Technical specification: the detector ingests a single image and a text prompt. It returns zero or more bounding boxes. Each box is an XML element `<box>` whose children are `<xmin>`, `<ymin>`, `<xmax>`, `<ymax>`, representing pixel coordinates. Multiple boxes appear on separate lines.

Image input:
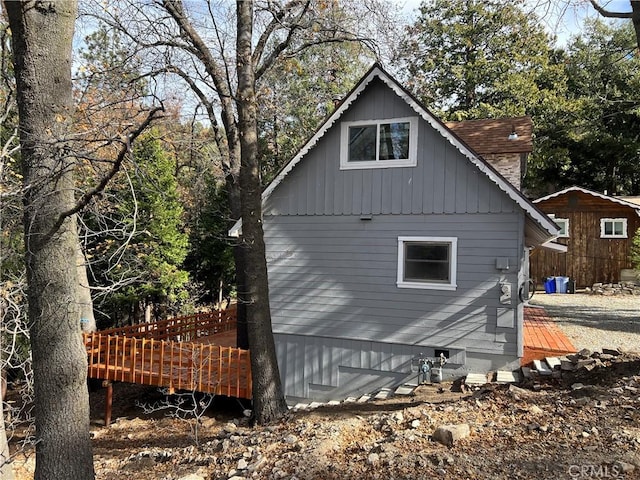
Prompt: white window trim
<box><xmin>600</xmin><ymin>218</ymin><xmax>627</xmax><ymax>238</ymax></box>
<box><xmin>554</xmin><ymin>217</ymin><xmax>569</xmax><ymax>238</ymax></box>
<box><xmin>397</xmin><ymin>236</ymin><xmax>458</xmax><ymax>291</ymax></box>
<box><xmin>340</xmin><ymin>116</ymin><xmax>418</xmax><ymax>170</ymax></box>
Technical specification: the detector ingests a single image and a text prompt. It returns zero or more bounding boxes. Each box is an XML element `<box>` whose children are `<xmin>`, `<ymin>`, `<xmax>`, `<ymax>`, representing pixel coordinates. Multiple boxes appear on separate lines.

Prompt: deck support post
<box><xmin>103</xmin><ymin>380</ymin><xmax>113</xmax><ymax>427</ymax></box>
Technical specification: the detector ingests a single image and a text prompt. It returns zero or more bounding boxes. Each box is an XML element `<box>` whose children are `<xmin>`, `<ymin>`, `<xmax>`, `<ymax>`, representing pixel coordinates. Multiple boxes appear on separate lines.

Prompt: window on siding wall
<box><xmin>340</xmin><ymin>117</ymin><xmax>418</xmax><ymax>169</ymax></box>
<box><xmin>600</xmin><ymin>218</ymin><xmax>627</xmax><ymax>238</ymax></box>
<box><xmin>554</xmin><ymin>218</ymin><xmax>569</xmax><ymax>237</ymax></box>
<box><xmin>397</xmin><ymin>236</ymin><xmax>457</xmax><ymax>290</ymax></box>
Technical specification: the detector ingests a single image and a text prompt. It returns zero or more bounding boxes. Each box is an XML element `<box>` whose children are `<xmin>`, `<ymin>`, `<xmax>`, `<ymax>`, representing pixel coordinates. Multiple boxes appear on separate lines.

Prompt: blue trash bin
<box><xmin>544</xmin><ymin>277</ymin><xmax>556</xmax><ymax>294</ymax></box>
<box><xmin>555</xmin><ymin>276</ymin><xmax>569</xmax><ymax>294</ymax></box>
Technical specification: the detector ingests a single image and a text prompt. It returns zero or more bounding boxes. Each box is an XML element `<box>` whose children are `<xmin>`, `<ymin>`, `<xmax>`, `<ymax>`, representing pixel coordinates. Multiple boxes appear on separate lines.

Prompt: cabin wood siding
<box><xmin>531</xmin><ymin>190</ymin><xmax>640</xmax><ymax>287</ymax></box>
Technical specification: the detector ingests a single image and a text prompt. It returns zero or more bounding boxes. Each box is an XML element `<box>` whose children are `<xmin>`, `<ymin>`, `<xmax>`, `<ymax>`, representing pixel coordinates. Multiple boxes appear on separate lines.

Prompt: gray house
<box><xmin>231</xmin><ymin>65</ymin><xmax>559</xmax><ymax>403</ymax></box>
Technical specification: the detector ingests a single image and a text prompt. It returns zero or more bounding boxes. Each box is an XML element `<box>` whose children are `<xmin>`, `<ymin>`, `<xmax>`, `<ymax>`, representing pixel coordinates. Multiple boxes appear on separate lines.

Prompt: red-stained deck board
<box><xmin>522</xmin><ymin>306</ymin><xmax>577</xmax><ymax>365</ymax></box>
<box><xmin>84</xmin><ymin>309</ymin><xmax>252</xmax><ymax>400</ymax></box>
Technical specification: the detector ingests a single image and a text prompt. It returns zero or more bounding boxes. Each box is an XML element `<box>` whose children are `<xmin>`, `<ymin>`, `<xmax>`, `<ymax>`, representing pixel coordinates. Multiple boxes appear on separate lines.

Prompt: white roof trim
<box><xmin>539</xmin><ymin>240</ymin><xmax>568</xmax><ymax>253</ymax></box>
<box><xmin>534</xmin><ymin>186</ymin><xmax>640</xmax><ymax>216</ymax></box>
<box><xmin>229</xmin><ymin>65</ymin><xmax>559</xmax><ymax>238</ymax></box>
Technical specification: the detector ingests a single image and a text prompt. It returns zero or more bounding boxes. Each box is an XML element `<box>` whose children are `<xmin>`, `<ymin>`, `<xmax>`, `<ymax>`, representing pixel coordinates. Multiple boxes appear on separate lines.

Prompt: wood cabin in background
<box><xmin>231</xmin><ymin>65</ymin><xmax>559</xmax><ymax>403</ymax></box>
<box><xmin>531</xmin><ymin>186</ymin><xmax>640</xmax><ymax>288</ymax></box>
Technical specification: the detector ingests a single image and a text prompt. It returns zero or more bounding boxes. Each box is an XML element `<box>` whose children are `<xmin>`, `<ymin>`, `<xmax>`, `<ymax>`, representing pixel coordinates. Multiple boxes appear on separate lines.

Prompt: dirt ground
<box><xmin>7</xmin><ymin>351</ymin><xmax>640</xmax><ymax>480</ymax></box>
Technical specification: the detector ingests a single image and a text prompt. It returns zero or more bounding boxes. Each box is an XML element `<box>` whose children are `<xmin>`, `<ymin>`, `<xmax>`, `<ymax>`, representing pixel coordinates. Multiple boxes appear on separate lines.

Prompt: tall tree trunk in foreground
<box><xmin>236</xmin><ymin>0</ymin><xmax>288</xmax><ymax>424</ymax></box>
<box><xmin>5</xmin><ymin>1</ymin><xmax>95</xmax><ymax>479</ymax></box>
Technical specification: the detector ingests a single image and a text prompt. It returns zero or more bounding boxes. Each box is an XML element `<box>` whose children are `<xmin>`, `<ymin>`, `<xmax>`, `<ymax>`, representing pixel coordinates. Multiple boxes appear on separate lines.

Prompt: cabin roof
<box><xmin>534</xmin><ymin>186</ymin><xmax>640</xmax><ymax>216</ymax></box>
<box><xmin>445</xmin><ymin>116</ymin><xmax>533</xmax><ymax>155</ymax></box>
<box><xmin>621</xmin><ymin>196</ymin><xmax>640</xmax><ymax>206</ymax></box>
<box><xmin>230</xmin><ymin>64</ymin><xmax>558</xmax><ymax>245</ymax></box>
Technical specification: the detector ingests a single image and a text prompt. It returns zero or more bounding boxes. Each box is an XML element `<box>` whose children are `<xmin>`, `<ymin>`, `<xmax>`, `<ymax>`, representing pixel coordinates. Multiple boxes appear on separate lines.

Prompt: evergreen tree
<box><xmin>183</xmin><ymin>176</ymin><xmax>235</xmax><ymax>305</ymax></box>
<box><xmin>396</xmin><ymin>1</ymin><xmax>640</xmax><ymax>197</ymax></box>
<box><xmin>87</xmin><ymin>129</ymin><xmax>190</xmax><ymax>324</ymax></box>
<box><xmin>530</xmin><ymin>20</ymin><xmax>640</xmax><ymax>195</ymax></box>
<box><xmin>397</xmin><ymin>0</ymin><xmax>557</xmax><ymax>119</ymax></box>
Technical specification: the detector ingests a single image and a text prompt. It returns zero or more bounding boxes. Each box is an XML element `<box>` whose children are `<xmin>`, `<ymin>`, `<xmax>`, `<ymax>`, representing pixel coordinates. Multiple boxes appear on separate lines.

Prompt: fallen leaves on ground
<box><xmin>8</xmin><ymin>353</ymin><xmax>640</xmax><ymax>480</ymax></box>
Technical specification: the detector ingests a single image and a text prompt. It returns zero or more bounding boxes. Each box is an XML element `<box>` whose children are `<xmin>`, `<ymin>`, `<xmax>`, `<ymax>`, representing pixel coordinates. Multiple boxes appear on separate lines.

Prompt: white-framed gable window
<box><xmin>397</xmin><ymin>236</ymin><xmax>457</xmax><ymax>291</ymax></box>
<box><xmin>340</xmin><ymin>117</ymin><xmax>418</xmax><ymax>169</ymax></box>
<box><xmin>600</xmin><ymin>218</ymin><xmax>627</xmax><ymax>238</ymax></box>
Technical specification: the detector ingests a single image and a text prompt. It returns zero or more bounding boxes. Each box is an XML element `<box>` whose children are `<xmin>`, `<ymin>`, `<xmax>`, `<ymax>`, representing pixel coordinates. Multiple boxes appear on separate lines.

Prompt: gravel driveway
<box><xmin>529</xmin><ymin>293</ymin><xmax>640</xmax><ymax>353</ymax></box>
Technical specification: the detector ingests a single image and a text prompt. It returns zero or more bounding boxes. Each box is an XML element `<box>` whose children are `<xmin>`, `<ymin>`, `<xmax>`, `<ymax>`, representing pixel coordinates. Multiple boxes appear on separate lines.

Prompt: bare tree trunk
<box><xmin>632</xmin><ymin>1</ymin><xmax>640</xmax><ymax>51</ymax></box>
<box><xmin>228</xmin><ymin>178</ymin><xmax>249</xmax><ymax>349</ymax></box>
<box><xmin>236</xmin><ymin>0</ymin><xmax>288</xmax><ymax>424</ymax></box>
<box><xmin>5</xmin><ymin>1</ymin><xmax>95</xmax><ymax>479</ymax></box>
<box><xmin>77</xmin><ymin>239</ymin><xmax>96</xmax><ymax>333</ymax></box>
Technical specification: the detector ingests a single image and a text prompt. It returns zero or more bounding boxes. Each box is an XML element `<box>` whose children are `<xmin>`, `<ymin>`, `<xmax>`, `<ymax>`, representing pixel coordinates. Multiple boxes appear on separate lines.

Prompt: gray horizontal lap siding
<box><xmin>264</xmin><ymin>213</ymin><xmax>522</xmax><ymax>356</ymax></box>
<box><xmin>274</xmin><ymin>333</ymin><xmax>462</xmax><ymax>401</ymax></box>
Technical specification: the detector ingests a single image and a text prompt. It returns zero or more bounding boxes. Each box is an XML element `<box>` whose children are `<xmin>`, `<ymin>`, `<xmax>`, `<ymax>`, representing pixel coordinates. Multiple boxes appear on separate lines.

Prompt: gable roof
<box><xmin>445</xmin><ymin>116</ymin><xmax>533</xmax><ymax>155</ymax></box>
<box><xmin>230</xmin><ymin>64</ymin><xmax>558</xmax><ymax>245</ymax></box>
<box><xmin>534</xmin><ymin>186</ymin><xmax>640</xmax><ymax>216</ymax></box>
<box><xmin>621</xmin><ymin>196</ymin><xmax>640</xmax><ymax>206</ymax></box>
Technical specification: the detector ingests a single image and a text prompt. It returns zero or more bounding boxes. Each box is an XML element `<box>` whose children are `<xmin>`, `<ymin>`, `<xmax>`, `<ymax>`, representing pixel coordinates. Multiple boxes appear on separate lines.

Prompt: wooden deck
<box><xmin>84</xmin><ymin>305</ymin><xmax>573</xmax><ymax>412</ymax></box>
<box><xmin>522</xmin><ymin>306</ymin><xmax>577</xmax><ymax>365</ymax></box>
<box><xmin>83</xmin><ymin>306</ymin><xmax>251</xmax><ymax>400</ymax></box>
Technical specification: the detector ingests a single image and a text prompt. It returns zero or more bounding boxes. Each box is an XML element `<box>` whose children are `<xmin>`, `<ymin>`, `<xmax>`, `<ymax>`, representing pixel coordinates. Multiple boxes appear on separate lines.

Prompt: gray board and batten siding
<box><xmin>264</xmin><ymin>80</ymin><xmax>519</xmax><ymax>217</ymax></box>
<box><xmin>262</xmin><ymin>78</ymin><xmax>528</xmax><ymax>402</ymax></box>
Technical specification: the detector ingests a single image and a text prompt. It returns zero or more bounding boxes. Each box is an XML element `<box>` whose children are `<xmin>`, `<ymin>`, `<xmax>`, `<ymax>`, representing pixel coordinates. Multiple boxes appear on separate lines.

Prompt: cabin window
<box><xmin>340</xmin><ymin>117</ymin><xmax>418</xmax><ymax>169</ymax></box>
<box><xmin>554</xmin><ymin>218</ymin><xmax>569</xmax><ymax>237</ymax></box>
<box><xmin>397</xmin><ymin>236</ymin><xmax>457</xmax><ymax>291</ymax></box>
<box><xmin>600</xmin><ymin>218</ymin><xmax>627</xmax><ymax>238</ymax></box>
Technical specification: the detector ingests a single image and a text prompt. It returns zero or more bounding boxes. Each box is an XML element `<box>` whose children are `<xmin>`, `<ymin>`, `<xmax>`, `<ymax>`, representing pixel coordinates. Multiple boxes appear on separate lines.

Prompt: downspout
<box><xmin>517</xmin><ymin>212</ymin><xmax>526</xmax><ymax>359</ymax></box>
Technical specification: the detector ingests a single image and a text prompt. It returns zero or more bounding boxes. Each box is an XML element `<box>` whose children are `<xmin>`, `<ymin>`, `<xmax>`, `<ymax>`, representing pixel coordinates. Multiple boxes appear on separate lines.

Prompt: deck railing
<box><xmin>83</xmin><ymin>306</ymin><xmax>251</xmax><ymax>399</ymax></box>
<box><xmin>95</xmin><ymin>305</ymin><xmax>238</xmax><ymax>342</ymax></box>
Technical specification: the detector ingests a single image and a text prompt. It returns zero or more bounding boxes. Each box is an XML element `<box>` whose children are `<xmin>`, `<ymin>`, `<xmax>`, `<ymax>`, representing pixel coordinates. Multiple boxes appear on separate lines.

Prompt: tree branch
<box><xmin>279</xmin><ymin>35</ymin><xmax>371</xmax><ymax>61</ymax></box>
<box><xmin>255</xmin><ymin>0</ymin><xmax>312</xmax><ymax>80</ymax></box>
<box><xmin>82</xmin><ymin>5</ymin><xmax>199</xmax><ymax>56</ymax></box>
<box><xmin>253</xmin><ymin>0</ymin><xmax>303</xmax><ymax>68</ymax></box>
<box><xmin>588</xmin><ymin>0</ymin><xmax>633</xmax><ymax>19</ymax></box>
<box><xmin>162</xmin><ymin>0</ymin><xmax>233</xmax><ymax>102</ymax></box>
<box><xmin>207</xmin><ymin>0</ymin><xmax>235</xmax><ymax>101</ymax></box>
<box><xmin>45</xmin><ymin>106</ymin><xmax>163</xmax><ymax>239</ymax></box>
<box><xmin>165</xmin><ymin>64</ymin><xmax>231</xmax><ymax>174</ymax></box>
